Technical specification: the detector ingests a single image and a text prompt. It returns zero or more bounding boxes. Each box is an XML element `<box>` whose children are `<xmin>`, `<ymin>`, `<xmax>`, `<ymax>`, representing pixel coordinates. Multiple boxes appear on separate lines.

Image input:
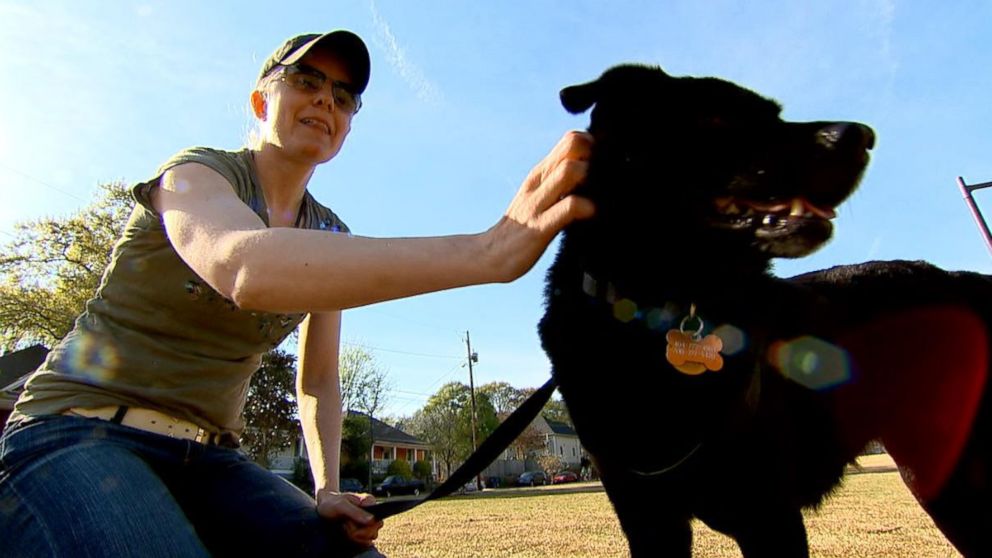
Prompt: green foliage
<box><xmin>291</xmin><ymin>457</ymin><xmax>314</xmax><ymax>494</ymax></box>
<box><xmin>478</xmin><ymin>381</ymin><xmax>524</xmax><ymax>415</ymax></box>
<box><xmin>241</xmin><ymin>349</ymin><xmax>298</xmax><ymax>468</ymax></box>
<box><xmin>0</xmin><ymin>182</ymin><xmax>132</xmax><ymax>350</ymax></box>
<box><xmin>341</xmin><ymin>460</ymin><xmax>370</xmax><ymax>487</ymax></box>
<box><xmin>413</xmin><ymin>459</ymin><xmax>432</xmax><ymax>481</ymax></box>
<box><xmin>386</xmin><ymin>458</ymin><xmax>413</xmax><ymax>479</ymax></box>
<box><xmin>408</xmin><ymin>382</ymin><xmax>499</xmax><ymax>479</ymax></box>
<box><xmin>341</xmin><ymin>412</ymin><xmax>372</xmax><ymax>465</ymax></box>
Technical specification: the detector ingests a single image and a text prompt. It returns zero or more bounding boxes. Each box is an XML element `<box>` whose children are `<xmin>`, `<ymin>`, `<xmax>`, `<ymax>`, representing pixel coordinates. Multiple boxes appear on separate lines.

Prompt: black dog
<box><xmin>539</xmin><ymin>64</ymin><xmax>992</xmax><ymax>557</ymax></box>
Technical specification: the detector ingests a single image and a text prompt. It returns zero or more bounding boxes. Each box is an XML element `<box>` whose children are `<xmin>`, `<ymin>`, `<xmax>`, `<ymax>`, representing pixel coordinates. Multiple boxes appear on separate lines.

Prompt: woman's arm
<box><xmin>153</xmin><ymin>131</ymin><xmax>593</xmax><ymax>313</ymax></box>
<box><xmin>297</xmin><ymin>311</ymin><xmax>344</xmax><ymax>494</ymax></box>
<box><xmin>297</xmin><ymin>311</ymin><xmax>382</xmax><ymax>545</ymax></box>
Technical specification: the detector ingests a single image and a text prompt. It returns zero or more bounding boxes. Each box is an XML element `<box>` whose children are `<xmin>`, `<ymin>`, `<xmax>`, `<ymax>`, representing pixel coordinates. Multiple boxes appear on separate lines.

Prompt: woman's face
<box><xmin>253</xmin><ymin>49</ymin><xmax>356</xmax><ymax>164</ymax></box>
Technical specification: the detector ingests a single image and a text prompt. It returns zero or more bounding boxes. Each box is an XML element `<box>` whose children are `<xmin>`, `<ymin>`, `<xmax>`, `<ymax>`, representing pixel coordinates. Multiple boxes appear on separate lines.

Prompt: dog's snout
<box><xmin>816</xmin><ymin>123</ymin><xmax>876</xmax><ymax>152</ymax></box>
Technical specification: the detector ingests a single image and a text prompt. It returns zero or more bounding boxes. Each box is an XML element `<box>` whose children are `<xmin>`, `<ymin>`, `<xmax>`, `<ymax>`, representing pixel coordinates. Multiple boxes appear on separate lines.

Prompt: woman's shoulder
<box><xmin>133</xmin><ymin>147</ymin><xmax>255</xmax><ymax>214</ymax></box>
<box><xmin>155</xmin><ymin>146</ymin><xmax>251</xmax><ymax>179</ymax></box>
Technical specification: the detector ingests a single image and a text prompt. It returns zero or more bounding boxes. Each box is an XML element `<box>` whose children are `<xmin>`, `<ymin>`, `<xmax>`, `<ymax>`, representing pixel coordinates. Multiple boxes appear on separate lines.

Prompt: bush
<box><xmin>412</xmin><ymin>459</ymin><xmax>431</xmax><ymax>480</ymax></box>
<box><xmin>291</xmin><ymin>458</ymin><xmax>314</xmax><ymax>494</ymax></box>
<box><xmin>341</xmin><ymin>460</ymin><xmax>370</xmax><ymax>487</ymax></box>
<box><xmin>386</xmin><ymin>459</ymin><xmax>413</xmax><ymax>478</ymax></box>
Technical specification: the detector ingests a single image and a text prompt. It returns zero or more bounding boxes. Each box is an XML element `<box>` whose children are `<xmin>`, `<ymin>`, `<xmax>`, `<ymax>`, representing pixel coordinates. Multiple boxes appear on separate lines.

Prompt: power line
<box><xmin>342</xmin><ymin>340</ymin><xmax>461</xmax><ymax>360</ymax></box>
<box><xmin>0</xmin><ymin>161</ymin><xmax>89</xmax><ymax>203</ymax></box>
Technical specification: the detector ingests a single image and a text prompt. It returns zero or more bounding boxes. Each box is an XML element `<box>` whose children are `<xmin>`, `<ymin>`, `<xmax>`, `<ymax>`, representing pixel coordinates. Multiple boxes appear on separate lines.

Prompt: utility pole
<box><xmin>465</xmin><ymin>330</ymin><xmax>482</xmax><ymax>490</ymax></box>
<box><xmin>958</xmin><ymin>176</ymin><xmax>992</xmax><ymax>257</ymax></box>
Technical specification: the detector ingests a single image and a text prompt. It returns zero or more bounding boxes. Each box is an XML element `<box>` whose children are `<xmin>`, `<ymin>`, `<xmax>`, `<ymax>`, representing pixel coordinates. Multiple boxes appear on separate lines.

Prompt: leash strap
<box><xmin>366</xmin><ymin>377</ymin><xmax>558</xmax><ymax>519</ymax></box>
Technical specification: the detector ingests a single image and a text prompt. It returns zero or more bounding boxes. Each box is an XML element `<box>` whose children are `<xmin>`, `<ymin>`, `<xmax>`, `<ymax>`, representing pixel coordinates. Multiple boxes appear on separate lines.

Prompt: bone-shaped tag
<box><xmin>666</xmin><ymin>330</ymin><xmax>724</xmax><ymax>375</ymax></box>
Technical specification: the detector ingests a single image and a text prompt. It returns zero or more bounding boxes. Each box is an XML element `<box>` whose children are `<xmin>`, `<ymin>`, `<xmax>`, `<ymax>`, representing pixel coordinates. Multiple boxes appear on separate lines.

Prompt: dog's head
<box><xmin>561</xmin><ymin>64</ymin><xmax>874</xmax><ymax>262</ymax></box>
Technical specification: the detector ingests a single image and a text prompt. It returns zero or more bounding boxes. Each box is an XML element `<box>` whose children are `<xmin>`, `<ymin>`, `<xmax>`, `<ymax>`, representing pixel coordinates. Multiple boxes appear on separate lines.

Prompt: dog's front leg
<box><xmin>729</xmin><ymin>507</ymin><xmax>810</xmax><ymax>558</ymax></box>
<box><xmin>600</xmin><ymin>473</ymin><xmax>694</xmax><ymax>557</ymax></box>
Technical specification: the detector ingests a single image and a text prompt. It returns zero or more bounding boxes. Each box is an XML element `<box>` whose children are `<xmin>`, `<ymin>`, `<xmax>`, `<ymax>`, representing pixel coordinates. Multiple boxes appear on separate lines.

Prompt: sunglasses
<box><xmin>277</xmin><ymin>63</ymin><xmax>362</xmax><ymax>115</ymax></box>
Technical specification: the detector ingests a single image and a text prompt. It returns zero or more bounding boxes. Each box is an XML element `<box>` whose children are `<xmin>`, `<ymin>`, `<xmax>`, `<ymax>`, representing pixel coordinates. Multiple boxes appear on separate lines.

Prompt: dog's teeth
<box><xmin>790</xmin><ymin>198</ymin><xmax>805</xmax><ymax>217</ymax></box>
<box><xmin>763</xmin><ymin>215</ymin><xmax>776</xmax><ymax>226</ymax></box>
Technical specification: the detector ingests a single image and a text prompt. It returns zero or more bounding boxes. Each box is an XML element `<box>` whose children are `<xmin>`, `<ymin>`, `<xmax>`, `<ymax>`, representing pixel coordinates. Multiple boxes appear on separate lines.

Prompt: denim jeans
<box><xmin>0</xmin><ymin>414</ymin><xmax>386</xmax><ymax>558</ymax></box>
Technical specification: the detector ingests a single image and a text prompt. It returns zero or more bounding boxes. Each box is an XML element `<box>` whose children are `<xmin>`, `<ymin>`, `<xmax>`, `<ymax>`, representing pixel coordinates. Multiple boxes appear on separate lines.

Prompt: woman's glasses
<box><xmin>278</xmin><ymin>63</ymin><xmax>362</xmax><ymax>115</ymax></box>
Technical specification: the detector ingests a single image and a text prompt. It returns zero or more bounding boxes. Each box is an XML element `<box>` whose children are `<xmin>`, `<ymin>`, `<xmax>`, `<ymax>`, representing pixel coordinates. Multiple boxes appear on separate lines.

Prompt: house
<box><xmin>0</xmin><ymin>345</ymin><xmax>49</xmax><ymax>431</ymax></box>
<box><xmin>264</xmin><ymin>410</ymin><xmax>435</xmax><ymax>479</ymax></box>
<box><xmin>349</xmin><ymin>410</ymin><xmax>434</xmax><ymax>476</ymax></box>
<box><xmin>538</xmin><ymin>417</ymin><xmax>585</xmax><ymax>467</ymax></box>
<box><xmin>482</xmin><ymin>414</ymin><xmax>587</xmax><ymax>480</ymax></box>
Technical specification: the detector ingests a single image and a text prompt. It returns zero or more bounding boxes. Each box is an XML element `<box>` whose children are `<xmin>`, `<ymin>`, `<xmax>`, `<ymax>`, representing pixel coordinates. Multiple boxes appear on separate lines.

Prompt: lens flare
<box><xmin>769</xmin><ymin>336</ymin><xmax>851</xmax><ymax>390</ymax></box>
<box><xmin>713</xmin><ymin>324</ymin><xmax>747</xmax><ymax>355</ymax></box>
<box><xmin>613</xmin><ymin>299</ymin><xmax>638</xmax><ymax>323</ymax></box>
<box><xmin>64</xmin><ymin>333</ymin><xmax>120</xmax><ymax>382</ymax></box>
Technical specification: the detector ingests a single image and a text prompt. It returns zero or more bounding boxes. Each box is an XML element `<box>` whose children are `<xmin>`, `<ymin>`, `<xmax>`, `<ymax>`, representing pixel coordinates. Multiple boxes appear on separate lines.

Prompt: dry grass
<box><xmin>375</xmin><ymin>454</ymin><xmax>962</xmax><ymax>557</ymax></box>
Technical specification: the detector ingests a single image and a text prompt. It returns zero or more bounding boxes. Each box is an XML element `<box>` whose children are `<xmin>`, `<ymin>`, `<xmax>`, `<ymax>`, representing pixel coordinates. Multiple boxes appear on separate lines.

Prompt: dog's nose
<box><xmin>816</xmin><ymin>123</ymin><xmax>876</xmax><ymax>152</ymax></box>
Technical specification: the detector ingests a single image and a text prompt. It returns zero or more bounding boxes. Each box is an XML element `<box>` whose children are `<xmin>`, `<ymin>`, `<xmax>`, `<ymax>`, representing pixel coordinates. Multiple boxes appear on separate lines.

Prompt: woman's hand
<box><xmin>488</xmin><ymin>131</ymin><xmax>595</xmax><ymax>282</ymax></box>
<box><xmin>316</xmin><ymin>489</ymin><xmax>383</xmax><ymax>547</ymax></box>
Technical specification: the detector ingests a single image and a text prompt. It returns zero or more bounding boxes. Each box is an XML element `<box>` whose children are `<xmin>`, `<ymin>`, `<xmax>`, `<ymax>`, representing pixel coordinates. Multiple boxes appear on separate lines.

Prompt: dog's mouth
<box><xmin>712</xmin><ymin>196</ymin><xmax>837</xmax><ymax>257</ymax></box>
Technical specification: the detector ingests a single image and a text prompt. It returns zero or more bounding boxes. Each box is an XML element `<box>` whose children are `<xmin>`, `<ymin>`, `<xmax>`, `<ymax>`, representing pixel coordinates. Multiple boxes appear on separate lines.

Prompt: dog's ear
<box><xmin>561</xmin><ymin>65</ymin><xmax>672</xmax><ymax>114</ymax></box>
<box><xmin>560</xmin><ymin>80</ymin><xmax>599</xmax><ymax>114</ymax></box>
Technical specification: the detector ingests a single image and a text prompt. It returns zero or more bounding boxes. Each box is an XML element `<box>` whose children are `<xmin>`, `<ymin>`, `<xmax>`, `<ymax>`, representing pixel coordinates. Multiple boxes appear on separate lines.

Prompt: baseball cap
<box><xmin>258</xmin><ymin>30</ymin><xmax>371</xmax><ymax>94</ymax></box>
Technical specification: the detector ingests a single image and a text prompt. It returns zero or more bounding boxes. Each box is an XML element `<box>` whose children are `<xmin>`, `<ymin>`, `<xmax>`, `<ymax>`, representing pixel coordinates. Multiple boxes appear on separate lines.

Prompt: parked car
<box><xmin>372</xmin><ymin>475</ymin><xmax>426</xmax><ymax>497</ymax></box>
<box><xmin>552</xmin><ymin>471</ymin><xmax>579</xmax><ymax>484</ymax></box>
<box><xmin>339</xmin><ymin>477</ymin><xmax>365</xmax><ymax>493</ymax></box>
<box><xmin>516</xmin><ymin>470</ymin><xmax>548</xmax><ymax>486</ymax></box>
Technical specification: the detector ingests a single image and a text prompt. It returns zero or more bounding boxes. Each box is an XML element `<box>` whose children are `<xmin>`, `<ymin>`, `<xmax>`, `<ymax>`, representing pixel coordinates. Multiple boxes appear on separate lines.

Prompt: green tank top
<box><xmin>11</xmin><ymin>147</ymin><xmax>350</xmax><ymax>434</ymax></box>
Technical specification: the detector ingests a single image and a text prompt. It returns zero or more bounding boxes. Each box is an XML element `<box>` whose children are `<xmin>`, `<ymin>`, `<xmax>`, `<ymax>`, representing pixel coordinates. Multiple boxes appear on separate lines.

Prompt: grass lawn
<box><xmin>375</xmin><ymin>454</ymin><xmax>962</xmax><ymax>557</ymax></box>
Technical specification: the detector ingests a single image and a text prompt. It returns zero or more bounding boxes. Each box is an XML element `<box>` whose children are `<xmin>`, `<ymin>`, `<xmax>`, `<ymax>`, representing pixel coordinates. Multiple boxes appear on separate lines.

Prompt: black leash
<box><xmin>366</xmin><ymin>377</ymin><xmax>557</xmax><ymax>519</ymax></box>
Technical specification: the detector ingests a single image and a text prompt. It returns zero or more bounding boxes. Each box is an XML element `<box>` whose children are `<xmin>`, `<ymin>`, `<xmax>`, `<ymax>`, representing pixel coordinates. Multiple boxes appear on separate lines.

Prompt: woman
<box><xmin>0</xmin><ymin>30</ymin><xmax>593</xmax><ymax>557</ymax></box>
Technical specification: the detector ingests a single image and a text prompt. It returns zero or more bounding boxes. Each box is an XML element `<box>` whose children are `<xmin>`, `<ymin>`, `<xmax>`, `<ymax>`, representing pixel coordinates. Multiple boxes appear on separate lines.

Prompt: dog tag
<box><xmin>666</xmin><ymin>307</ymin><xmax>724</xmax><ymax>375</ymax></box>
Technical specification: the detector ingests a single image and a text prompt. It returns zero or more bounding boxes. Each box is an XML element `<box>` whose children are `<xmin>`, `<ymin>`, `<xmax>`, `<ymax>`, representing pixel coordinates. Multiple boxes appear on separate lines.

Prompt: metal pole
<box><xmin>465</xmin><ymin>331</ymin><xmax>482</xmax><ymax>490</ymax></box>
<box><xmin>958</xmin><ymin>176</ymin><xmax>992</xmax><ymax>257</ymax></box>
<box><xmin>368</xmin><ymin>412</ymin><xmax>374</xmax><ymax>490</ymax></box>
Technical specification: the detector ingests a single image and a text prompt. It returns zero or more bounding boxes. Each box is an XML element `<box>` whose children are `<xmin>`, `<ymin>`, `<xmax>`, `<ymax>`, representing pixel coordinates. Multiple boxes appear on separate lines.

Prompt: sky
<box><xmin>1</xmin><ymin>1</ymin><xmax>990</xmax><ymax>419</ymax></box>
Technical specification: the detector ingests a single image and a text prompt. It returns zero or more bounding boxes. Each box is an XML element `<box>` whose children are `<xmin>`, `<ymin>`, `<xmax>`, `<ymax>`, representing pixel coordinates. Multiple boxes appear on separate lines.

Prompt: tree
<box><xmin>478</xmin><ymin>381</ymin><xmax>525</xmax><ymax>415</ymax></box>
<box><xmin>508</xmin><ymin>421</ymin><xmax>547</xmax><ymax>461</ymax></box>
<box><xmin>340</xmin><ymin>411</ymin><xmax>372</xmax><ymax>481</ymax></box>
<box><xmin>518</xmin><ymin>386</ymin><xmax>574</xmax><ymax>427</ymax></box>
<box><xmin>409</xmin><ymin>382</ymin><xmax>499</xmax><ymax>479</ymax></box>
<box><xmin>478</xmin><ymin>382</ymin><xmax>564</xmax><ymax>460</ymax></box>
<box><xmin>536</xmin><ymin>454</ymin><xmax>567</xmax><ymax>477</ymax></box>
<box><xmin>0</xmin><ymin>182</ymin><xmax>132</xmax><ymax>350</ymax></box>
<box><xmin>409</xmin><ymin>393</ymin><xmax>462</xmax><ymax>478</ymax></box>
<box><xmin>241</xmin><ymin>349</ymin><xmax>298</xmax><ymax>468</ymax></box>
<box><xmin>339</xmin><ymin>343</ymin><xmax>391</xmax><ymax>416</ymax></box>
<box><xmin>338</xmin><ymin>343</ymin><xmax>390</xmax><ymax>487</ymax></box>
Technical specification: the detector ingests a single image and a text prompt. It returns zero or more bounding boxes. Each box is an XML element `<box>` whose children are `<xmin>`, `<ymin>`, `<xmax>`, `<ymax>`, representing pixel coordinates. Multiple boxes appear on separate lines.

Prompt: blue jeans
<box><xmin>0</xmin><ymin>415</ymin><xmax>386</xmax><ymax>557</ymax></box>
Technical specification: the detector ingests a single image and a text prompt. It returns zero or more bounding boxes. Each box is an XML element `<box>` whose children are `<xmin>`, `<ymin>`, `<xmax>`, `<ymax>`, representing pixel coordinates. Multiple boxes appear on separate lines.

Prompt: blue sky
<box><xmin>1</xmin><ymin>1</ymin><xmax>990</xmax><ymax>419</ymax></box>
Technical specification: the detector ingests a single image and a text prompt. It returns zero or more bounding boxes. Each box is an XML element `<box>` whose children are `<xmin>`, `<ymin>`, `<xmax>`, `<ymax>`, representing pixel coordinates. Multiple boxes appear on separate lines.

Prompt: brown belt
<box><xmin>63</xmin><ymin>405</ymin><xmax>228</xmax><ymax>445</ymax></box>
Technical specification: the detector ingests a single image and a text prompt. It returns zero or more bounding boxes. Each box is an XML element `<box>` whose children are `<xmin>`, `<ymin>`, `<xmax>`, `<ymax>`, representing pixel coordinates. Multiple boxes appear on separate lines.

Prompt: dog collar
<box><xmin>580</xmin><ymin>272</ymin><xmax>726</xmax><ymax>374</ymax></box>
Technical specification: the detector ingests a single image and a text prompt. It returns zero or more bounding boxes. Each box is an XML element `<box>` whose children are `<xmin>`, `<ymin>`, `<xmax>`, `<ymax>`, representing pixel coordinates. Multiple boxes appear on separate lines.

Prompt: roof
<box><xmin>348</xmin><ymin>410</ymin><xmax>428</xmax><ymax>447</ymax></box>
<box><xmin>544</xmin><ymin>417</ymin><xmax>578</xmax><ymax>436</ymax></box>
<box><xmin>0</xmin><ymin>345</ymin><xmax>49</xmax><ymax>391</ymax></box>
